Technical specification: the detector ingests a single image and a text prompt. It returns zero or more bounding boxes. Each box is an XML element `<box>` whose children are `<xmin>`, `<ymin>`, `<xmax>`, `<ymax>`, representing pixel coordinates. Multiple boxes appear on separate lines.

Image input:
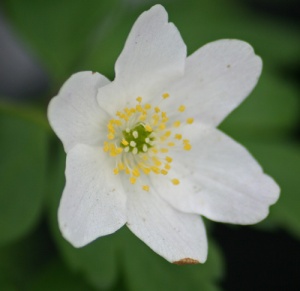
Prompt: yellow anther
<box><xmin>118</xmin><ymin>162</ymin><xmax>125</xmax><ymax>170</ymax></box>
<box><xmin>142</xmin><ymin>167</ymin><xmax>151</xmax><ymax>175</ymax></box>
<box><xmin>173</xmin><ymin>121</ymin><xmax>181</xmax><ymax>128</ymax></box>
<box><xmin>151</xmin><ymin>166</ymin><xmax>161</xmax><ymax>174</ymax></box>
<box><xmin>114</xmin><ymin>120</ymin><xmax>122</xmax><ymax>126</ymax></box>
<box><xmin>144</xmin><ymin>103</ymin><xmax>151</xmax><ymax>110</ymax></box>
<box><xmin>136</xmin><ymin>96</ymin><xmax>142</xmax><ymax>103</ymax></box>
<box><xmin>125</xmin><ymin>168</ymin><xmax>130</xmax><ymax>174</ymax></box>
<box><xmin>139</xmin><ymin>114</ymin><xmax>147</xmax><ymax>121</ymax></box>
<box><xmin>142</xmin><ymin>154</ymin><xmax>149</xmax><ymax>161</ymax></box>
<box><xmin>151</xmin><ymin>148</ymin><xmax>158</xmax><ymax>154</ymax></box>
<box><xmin>136</xmin><ymin>104</ymin><xmax>143</xmax><ymax>112</ymax></box>
<box><xmin>132</xmin><ymin>168</ymin><xmax>140</xmax><ymax>177</ymax></box>
<box><xmin>183</xmin><ymin>143</ymin><xmax>192</xmax><ymax>151</ymax></box>
<box><xmin>164</xmin><ymin>163</ymin><xmax>171</xmax><ymax>170</ymax></box>
<box><xmin>145</xmin><ymin>124</ymin><xmax>153</xmax><ymax>132</ymax></box>
<box><xmin>175</xmin><ymin>134</ymin><xmax>182</xmax><ymax>140</ymax></box>
<box><xmin>167</xmin><ymin>142</ymin><xmax>175</xmax><ymax>147</ymax></box>
<box><xmin>162</xmin><ymin>93</ymin><xmax>170</xmax><ymax>99</ymax></box>
<box><xmin>113</xmin><ymin>168</ymin><xmax>119</xmax><ymax>175</ymax></box>
<box><xmin>155</xmin><ymin>107</ymin><xmax>160</xmax><ymax>113</ymax></box>
<box><xmin>161</xmin><ymin>169</ymin><xmax>168</xmax><ymax>175</ymax></box>
<box><xmin>165</xmin><ymin>156</ymin><xmax>173</xmax><ymax>163</ymax></box>
<box><xmin>183</xmin><ymin>139</ymin><xmax>190</xmax><ymax>144</ymax></box>
<box><xmin>107</xmin><ymin>123</ymin><xmax>115</xmax><ymax>132</ymax></box>
<box><xmin>142</xmin><ymin>185</ymin><xmax>150</xmax><ymax>192</ymax></box>
<box><xmin>186</xmin><ymin>118</ymin><xmax>194</xmax><ymax>124</ymax></box>
<box><xmin>107</xmin><ymin>133</ymin><xmax>114</xmax><ymax>140</ymax></box>
<box><xmin>116</xmin><ymin>147</ymin><xmax>123</xmax><ymax>154</ymax></box>
<box><xmin>121</xmin><ymin>139</ymin><xmax>129</xmax><ymax>146</ymax></box>
<box><xmin>103</xmin><ymin>142</ymin><xmax>109</xmax><ymax>152</ymax></box>
<box><xmin>160</xmin><ymin>148</ymin><xmax>169</xmax><ymax>153</ymax></box>
<box><xmin>130</xmin><ymin>177</ymin><xmax>137</xmax><ymax>184</ymax></box>
<box><xmin>164</xmin><ymin>131</ymin><xmax>171</xmax><ymax>137</ymax></box>
<box><xmin>152</xmin><ymin>157</ymin><xmax>162</xmax><ymax>166</ymax></box>
<box><xmin>171</xmin><ymin>178</ymin><xmax>180</xmax><ymax>185</ymax></box>
<box><xmin>152</xmin><ymin>114</ymin><xmax>160</xmax><ymax>120</ymax></box>
<box><xmin>159</xmin><ymin>123</ymin><xmax>166</xmax><ymax>130</ymax></box>
<box><xmin>178</xmin><ymin>105</ymin><xmax>186</xmax><ymax>112</ymax></box>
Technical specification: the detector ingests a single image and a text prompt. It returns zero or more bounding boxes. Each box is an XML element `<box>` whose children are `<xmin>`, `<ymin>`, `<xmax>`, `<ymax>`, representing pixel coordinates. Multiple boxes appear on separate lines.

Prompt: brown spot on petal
<box><xmin>173</xmin><ymin>258</ymin><xmax>200</xmax><ymax>265</ymax></box>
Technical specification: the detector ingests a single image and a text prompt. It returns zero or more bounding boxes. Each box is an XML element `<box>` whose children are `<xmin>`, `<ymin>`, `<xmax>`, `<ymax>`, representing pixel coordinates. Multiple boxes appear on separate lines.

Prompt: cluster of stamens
<box><xmin>103</xmin><ymin>93</ymin><xmax>194</xmax><ymax>192</ymax></box>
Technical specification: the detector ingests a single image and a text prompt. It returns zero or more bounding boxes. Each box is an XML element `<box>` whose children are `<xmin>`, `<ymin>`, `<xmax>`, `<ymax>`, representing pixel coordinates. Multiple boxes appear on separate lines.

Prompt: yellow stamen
<box><xmin>171</xmin><ymin>178</ymin><xmax>180</xmax><ymax>185</ymax></box>
<box><xmin>165</xmin><ymin>156</ymin><xmax>173</xmax><ymax>163</ymax></box>
<box><xmin>132</xmin><ymin>168</ymin><xmax>140</xmax><ymax>177</ymax></box>
<box><xmin>139</xmin><ymin>114</ymin><xmax>147</xmax><ymax>121</ymax></box>
<box><xmin>121</xmin><ymin>139</ymin><xmax>129</xmax><ymax>146</ymax></box>
<box><xmin>113</xmin><ymin>168</ymin><xmax>119</xmax><ymax>175</ymax></box>
<box><xmin>118</xmin><ymin>162</ymin><xmax>125</xmax><ymax>170</ymax></box>
<box><xmin>183</xmin><ymin>143</ymin><xmax>192</xmax><ymax>151</ymax></box>
<box><xmin>130</xmin><ymin>177</ymin><xmax>137</xmax><ymax>184</ymax></box>
<box><xmin>164</xmin><ymin>163</ymin><xmax>171</xmax><ymax>170</ymax></box>
<box><xmin>178</xmin><ymin>105</ymin><xmax>186</xmax><ymax>112</ymax></box>
<box><xmin>162</xmin><ymin>93</ymin><xmax>170</xmax><ymax>99</ymax></box>
<box><xmin>145</xmin><ymin>124</ymin><xmax>153</xmax><ymax>132</ymax></box>
<box><xmin>136</xmin><ymin>96</ymin><xmax>142</xmax><ymax>103</ymax></box>
<box><xmin>107</xmin><ymin>133</ymin><xmax>114</xmax><ymax>140</ymax></box>
<box><xmin>142</xmin><ymin>185</ymin><xmax>150</xmax><ymax>192</ymax></box>
<box><xmin>103</xmin><ymin>142</ymin><xmax>109</xmax><ymax>152</ymax></box>
<box><xmin>175</xmin><ymin>134</ymin><xmax>182</xmax><ymax>140</ymax></box>
<box><xmin>161</xmin><ymin>169</ymin><xmax>168</xmax><ymax>175</ymax></box>
<box><xmin>151</xmin><ymin>166</ymin><xmax>161</xmax><ymax>174</ymax></box>
<box><xmin>173</xmin><ymin>121</ymin><xmax>181</xmax><ymax>128</ymax></box>
<box><xmin>164</xmin><ymin>131</ymin><xmax>171</xmax><ymax>137</ymax></box>
<box><xmin>155</xmin><ymin>107</ymin><xmax>160</xmax><ymax>113</ymax></box>
<box><xmin>160</xmin><ymin>148</ymin><xmax>169</xmax><ymax>153</ymax></box>
<box><xmin>186</xmin><ymin>118</ymin><xmax>194</xmax><ymax>124</ymax></box>
<box><xmin>159</xmin><ymin>123</ymin><xmax>166</xmax><ymax>130</ymax></box>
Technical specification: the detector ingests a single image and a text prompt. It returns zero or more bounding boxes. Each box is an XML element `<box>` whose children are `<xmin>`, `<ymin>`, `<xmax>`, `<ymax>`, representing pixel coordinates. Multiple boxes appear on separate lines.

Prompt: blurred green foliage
<box><xmin>0</xmin><ymin>0</ymin><xmax>299</xmax><ymax>290</ymax></box>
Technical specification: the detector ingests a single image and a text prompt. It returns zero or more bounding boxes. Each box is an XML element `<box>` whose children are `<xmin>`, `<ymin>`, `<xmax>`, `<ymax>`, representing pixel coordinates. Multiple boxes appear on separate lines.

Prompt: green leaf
<box><xmin>2</xmin><ymin>0</ymin><xmax>119</xmax><ymax>84</ymax></box>
<box><xmin>0</xmin><ymin>105</ymin><xmax>47</xmax><ymax>245</ymax></box>
<box><xmin>164</xmin><ymin>0</ymin><xmax>300</xmax><ymax>68</ymax></box>
<box><xmin>0</xmin><ymin>224</ymin><xmax>53</xmax><ymax>290</ymax></box>
<box><xmin>46</xmin><ymin>145</ymin><xmax>118</xmax><ymax>290</ymax></box>
<box><xmin>29</xmin><ymin>259</ymin><xmax>96</xmax><ymax>291</ymax></box>
<box><xmin>219</xmin><ymin>70</ymin><xmax>299</xmax><ymax>141</ymax></box>
<box><xmin>246</xmin><ymin>142</ymin><xmax>300</xmax><ymax>239</ymax></box>
<box><xmin>120</xmin><ymin>227</ymin><xmax>223</xmax><ymax>291</ymax></box>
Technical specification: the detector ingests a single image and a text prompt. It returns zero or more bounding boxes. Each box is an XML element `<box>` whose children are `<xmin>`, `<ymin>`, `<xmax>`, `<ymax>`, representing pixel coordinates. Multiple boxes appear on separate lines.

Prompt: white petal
<box><xmin>125</xmin><ymin>183</ymin><xmax>207</xmax><ymax>263</ymax></box>
<box><xmin>98</xmin><ymin>5</ymin><xmax>186</xmax><ymax>114</ymax></box>
<box><xmin>58</xmin><ymin>144</ymin><xmax>126</xmax><ymax>247</ymax></box>
<box><xmin>153</xmin><ymin>123</ymin><xmax>279</xmax><ymax>224</ymax></box>
<box><xmin>48</xmin><ymin>71</ymin><xmax>110</xmax><ymax>152</ymax></box>
<box><xmin>163</xmin><ymin>39</ymin><xmax>262</xmax><ymax>126</ymax></box>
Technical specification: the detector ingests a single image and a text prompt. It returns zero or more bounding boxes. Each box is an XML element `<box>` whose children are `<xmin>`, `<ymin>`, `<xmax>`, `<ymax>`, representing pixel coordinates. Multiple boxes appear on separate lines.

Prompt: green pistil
<box><xmin>121</xmin><ymin>123</ymin><xmax>154</xmax><ymax>153</ymax></box>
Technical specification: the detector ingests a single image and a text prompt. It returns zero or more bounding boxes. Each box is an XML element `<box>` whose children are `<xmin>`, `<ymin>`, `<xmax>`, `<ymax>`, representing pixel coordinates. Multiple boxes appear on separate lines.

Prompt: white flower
<box><xmin>48</xmin><ymin>5</ymin><xmax>280</xmax><ymax>264</ymax></box>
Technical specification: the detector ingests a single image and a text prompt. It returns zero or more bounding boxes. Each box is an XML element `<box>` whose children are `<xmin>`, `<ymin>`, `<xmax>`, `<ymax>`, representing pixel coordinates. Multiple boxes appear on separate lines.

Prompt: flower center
<box><xmin>120</xmin><ymin>122</ymin><xmax>154</xmax><ymax>155</ymax></box>
<box><xmin>103</xmin><ymin>93</ymin><xmax>194</xmax><ymax>192</ymax></box>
